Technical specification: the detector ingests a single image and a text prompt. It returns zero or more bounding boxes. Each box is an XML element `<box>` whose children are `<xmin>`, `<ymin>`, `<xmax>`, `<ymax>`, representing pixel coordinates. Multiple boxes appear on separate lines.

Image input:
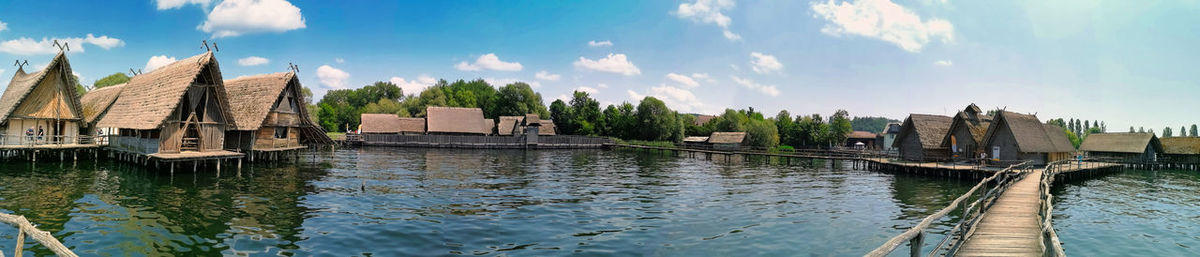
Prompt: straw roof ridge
<box><xmin>538</xmin><ymin>119</ymin><xmax>556</xmax><ymax>135</ymax></box>
<box><xmin>708</xmin><ymin>131</ymin><xmax>746</xmax><ymax>144</ymax></box>
<box><xmin>224</xmin><ymin>72</ymin><xmax>295</xmax><ymax>131</ymax></box>
<box><xmin>1160</xmin><ymin>137</ymin><xmax>1200</xmax><ymax>155</ymax></box>
<box><xmin>97</xmin><ymin>52</ymin><xmax>235</xmax><ymax>130</ymax></box>
<box><xmin>425</xmin><ymin>106</ymin><xmax>487</xmax><ymax>134</ymax></box>
<box><xmin>847</xmin><ymin>131</ymin><xmax>877</xmax><ymax>139</ymax></box>
<box><xmin>80</xmin><ymin>83</ymin><xmax>126</xmax><ymax>125</ymax></box>
<box><xmin>1080</xmin><ymin>132</ymin><xmax>1161</xmax><ymax>153</ymax></box>
<box><xmin>497</xmin><ymin>116</ymin><xmax>523</xmax><ymax>135</ymax></box>
<box><xmin>0</xmin><ymin>52</ymin><xmax>83</xmax><ymax>123</ymax></box>
<box><xmin>941</xmin><ymin>111</ymin><xmax>993</xmax><ymax>147</ymax></box>
<box><xmin>895</xmin><ymin>113</ymin><xmax>952</xmax><ymax>149</ymax></box>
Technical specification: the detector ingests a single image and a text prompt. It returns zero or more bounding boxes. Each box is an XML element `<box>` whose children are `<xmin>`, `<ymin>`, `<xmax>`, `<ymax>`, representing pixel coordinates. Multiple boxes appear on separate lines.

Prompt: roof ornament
<box><xmin>128</xmin><ymin>68</ymin><xmax>143</xmax><ymax>77</ymax></box>
<box><xmin>288</xmin><ymin>62</ymin><xmax>300</xmax><ymax>74</ymax></box>
<box><xmin>13</xmin><ymin>60</ymin><xmax>29</xmax><ymax>70</ymax></box>
<box><xmin>212</xmin><ymin>42</ymin><xmax>219</xmax><ymax>52</ymax></box>
<box><xmin>202</xmin><ymin>40</ymin><xmax>211</xmax><ymax>52</ymax></box>
<box><xmin>52</xmin><ymin>40</ymin><xmax>70</xmax><ymax>52</ymax></box>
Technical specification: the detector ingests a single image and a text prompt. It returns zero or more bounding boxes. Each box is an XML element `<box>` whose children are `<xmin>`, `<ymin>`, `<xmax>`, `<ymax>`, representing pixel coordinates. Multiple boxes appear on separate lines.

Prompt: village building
<box><xmin>893</xmin><ymin>114</ymin><xmax>953</xmax><ymax>161</ymax></box>
<box><xmin>95</xmin><ymin>51</ymin><xmax>243</xmax><ymax>166</ymax></box>
<box><xmin>358</xmin><ymin>113</ymin><xmax>424</xmax><ymax>135</ymax></box>
<box><xmin>694</xmin><ymin>114</ymin><xmax>715</xmax><ymax>126</ymax></box>
<box><xmin>222</xmin><ymin>72</ymin><xmax>333</xmax><ymax>160</ymax></box>
<box><xmin>881</xmin><ymin>123</ymin><xmax>901</xmax><ymax>151</ymax></box>
<box><xmin>980</xmin><ymin>111</ymin><xmax>1075</xmax><ymax>165</ymax></box>
<box><xmin>513</xmin><ymin>114</ymin><xmax>556</xmax><ymax>136</ymax></box>
<box><xmin>425</xmin><ymin>106</ymin><xmax>489</xmax><ymax>135</ymax></box>
<box><xmin>497</xmin><ymin>116</ymin><xmax>523</xmax><ymax>135</ymax></box>
<box><xmin>683</xmin><ymin>136</ymin><xmax>709</xmax><ymax>148</ymax></box>
<box><xmin>707</xmin><ymin>131</ymin><xmax>747</xmax><ymax>150</ymax></box>
<box><xmin>0</xmin><ymin>52</ymin><xmax>89</xmax><ymax>148</ymax></box>
<box><xmin>941</xmin><ymin>104</ymin><xmax>993</xmax><ymax>159</ymax></box>
<box><xmin>1079</xmin><ymin>132</ymin><xmax>1161</xmax><ymax>163</ymax></box>
<box><xmin>845</xmin><ymin>131</ymin><xmax>878</xmax><ymax>149</ymax></box>
<box><xmin>1160</xmin><ymin>137</ymin><xmax>1200</xmax><ymax>165</ymax></box>
<box><xmin>482</xmin><ymin>118</ymin><xmax>496</xmax><ymax>135</ymax></box>
<box><xmin>80</xmin><ymin>83</ymin><xmax>125</xmax><ymax>141</ymax></box>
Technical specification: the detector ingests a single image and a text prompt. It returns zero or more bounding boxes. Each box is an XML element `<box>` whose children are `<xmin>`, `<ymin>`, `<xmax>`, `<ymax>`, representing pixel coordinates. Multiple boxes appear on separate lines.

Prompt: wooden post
<box><xmin>910</xmin><ymin>230</ymin><xmax>923</xmax><ymax>257</ymax></box>
<box><xmin>15</xmin><ymin>226</ymin><xmax>25</xmax><ymax>257</ymax></box>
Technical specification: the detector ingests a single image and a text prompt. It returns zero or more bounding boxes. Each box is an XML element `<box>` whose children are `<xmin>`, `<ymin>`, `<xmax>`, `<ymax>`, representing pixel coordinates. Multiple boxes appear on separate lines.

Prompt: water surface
<box><xmin>0</xmin><ymin>148</ymin><xmax>978</xmax><ymax>256</ymax></box>
<box><xmin>1052</xmin><ymin>169</ymin><xmax>1200</xmax><ymax>256</ymax></box>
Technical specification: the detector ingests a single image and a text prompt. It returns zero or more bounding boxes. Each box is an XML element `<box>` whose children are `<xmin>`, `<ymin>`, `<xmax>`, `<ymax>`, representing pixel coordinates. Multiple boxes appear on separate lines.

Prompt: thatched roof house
<box><xmin>0</xmin><ymin>52</ymin><xmax>87</xmax><ymax>146</ymax></box>
<box><xmin>97</xmin><ymin>51</ymin><xmax>240</xmax><ymax>157</ymax></box>
<box><xmin>425</xmin><ymin>106</ymin><xmax>488</xmax><ymax>135</ymax></box>
<box><xmin>359</xmin><ymin>114</ymin><xmax>425</xmax><ymax>134</ymax></box>
<box><xmin>80</xmin><ymin>84</ymin><xmax>125</xmax><ymax>128</ymax></box>
<box><xmin>223</xmin><ymin>72</ymin><xmax>332</xmax><ymax>154</ymax></box>
<box><xmin>1080</xmin><ymin>132</ymin><xmax>1161</xmax><ymax>163</ymax></box>
<box><xmin>497</xmin><ymin>116</ymin><xmax>523</xmax><ymax>135</ymax></box>
<box><xmin>708</xmin><ymin>132</ymin><xmax>746</xmax><ymax>144</ymax></box>
<box><xmin>537</xmin><ymin>119</ymin><xmax>557</xmax><ymax>135</ymax></box>
<box><xmin>483</xmin><ymin>118</ymin><xmax>496</xmax><ymax>135</ymax></box>
<box><xmin>941</xmin><ymin>104</ymin><xmax>993</xmax><ymax>157</ymax></box>
<box><xmin>846</xmin><ymin>131</ymin><xmax>878</xmax><ymax>148</ymax></box>
<box><xmin>881</xmin><ymin>122</ymin><xmax>902</xmax><ymax>150</ymax></box>
<box><xmin>894</xmin><ymin>114</ymin><xmax>953</xmax><ymax>161</ymax></box>
<box><xmin>981</xmin><ymin>111</ymin><xmax>1075</xmax><ymax>165</ymax></box>
<box><xmin>695</xmin><ymin>114</ymin><xmax>715</xmax><ymax>126</ymax></box>
<box><xmin>1161</xmin><ymin>137</ymin><xmax>1200</xmax><ymax>155</ymax></box>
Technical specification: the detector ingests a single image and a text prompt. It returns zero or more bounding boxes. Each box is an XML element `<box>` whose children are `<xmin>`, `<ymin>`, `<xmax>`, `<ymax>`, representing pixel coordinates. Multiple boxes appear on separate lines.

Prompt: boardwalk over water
<box><xmin>956</xmin><ymin>168</ymin><xmax>1044</xmax><ymax>256</ymax></box>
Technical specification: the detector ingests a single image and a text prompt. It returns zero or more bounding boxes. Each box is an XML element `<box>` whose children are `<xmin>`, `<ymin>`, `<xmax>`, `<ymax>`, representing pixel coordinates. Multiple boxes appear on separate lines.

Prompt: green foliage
<box><xmin>634</xmin><ymin>97</ymin><xmax>683</xmax><ymax>142</ymax></box>
<box><xmin>1192</xmin><ymin>124</ymin><xmax>1198</xmax><ymax>137</ymax></box>
<box><xmin>849</xmin><ymin>116</ymin><xmax>898</xmax><ymax>133</ymax></box>
<box><xmin>316</xmin><ymin>81</ymin><xmax>404</xmax><ymax>131</ymax></box>
<box><xmin>704</xmin><ymin>108</ymin><xmax>778</xmax><ymax>148</ymax></box>
<box><xmin>362</xmin><ymin>99</ymin><xmax>406</xmax><ymax>116</ymax></box>
<box><xmin>1064</xmin><ymin>128</ymin><xmax>1081</xmax><ymax>148</ymax></box>
<box><xmin>551</xmin><ymin>91</ymin><xmax>605</xmax><ymax>136</ymax></box>
<box><xmin>94</xmin><ymin>72</ymin><xmax>130</xmax><ymax>89</ymax></box>
<box><xmin>1164</xmin><ymin>127</ymin><xmax>1174</xmax><ymax>137</ymax></box>
<box><xmin>493</xmin><ymin>82</ymin><xmax>549</xmax><ymax>118</ymax></box>
<box><xmin>602</xmin><ymin>103</ymin><xmax>637</xmax><ymax>139</ymax></box>
<box><xmin>828</xmin><ymin>110</ymin><xmax>853</xmax><ymax>145</ymax></box>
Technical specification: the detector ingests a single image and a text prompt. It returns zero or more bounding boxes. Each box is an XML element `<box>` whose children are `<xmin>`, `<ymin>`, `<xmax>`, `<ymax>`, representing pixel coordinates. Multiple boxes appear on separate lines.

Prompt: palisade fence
<box><xmin>359</xmin><ymin>134</ymin><xmax>612</xmax><ymax>148</ymax></box>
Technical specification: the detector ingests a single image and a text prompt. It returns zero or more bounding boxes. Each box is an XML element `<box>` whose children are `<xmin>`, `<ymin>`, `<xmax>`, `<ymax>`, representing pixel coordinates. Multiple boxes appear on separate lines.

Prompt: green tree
<box><xmin>93</xmin><ymin>72</ymin><xmax>130</xmax><ymax>88</ymax></box>
<box><xmin>494</xmin><ymin>82</ymin><xmax>549</xmax><ymax>118</ymax></box>
<box><xmin>634</xmin><ymin>97</ymin><xmax>681</xmax><ymax>142</ymax></box>
<box><xmin>1192</xmin><ymin>124</ymin><xmax>1198</xmax><ymax>137</ymax></box>
<box><xmin>602</xmin><ymin>103</ymin><xmax>637</xmax><ymax>139</ymax></box>
<box><xmin>568</xmin><ymin>91</ymin><xmax>603</xmax><ymax>136</ymax></box>
<box><xmin>828</xmin><ymin>110</ymin><xmax>853</xmax><ymax>146</ymax></box>
<box><xmin>549</xmin><ymin>99</ymin><xmax>571</xmax><ymax>133</ymax></box>
<box><xmin>1164</xmin><ymin>127</ymin><xmax>1173</xmax><ymax>137</ymax></box>
<box><xmin>1064</xmin><ymin>128</ymin><xmax>1081</xmax><ymax>148</ymax></box>
<box><xmin>361</xmin><ymin>99</ymin><xmax>405</xmax><ymax>116</ymax></box>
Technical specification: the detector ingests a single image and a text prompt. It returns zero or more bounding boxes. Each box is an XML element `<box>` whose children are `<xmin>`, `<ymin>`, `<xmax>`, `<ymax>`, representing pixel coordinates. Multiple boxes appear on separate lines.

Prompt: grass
<box><xmin>326</xmin><ymin>132</ymin><xmax>346</xmax><ymax>140</ymax></box>
<box><xmin>612</xmin><ymin>138</ymin><xmax>677</xmax><ymax>148</ymax></box>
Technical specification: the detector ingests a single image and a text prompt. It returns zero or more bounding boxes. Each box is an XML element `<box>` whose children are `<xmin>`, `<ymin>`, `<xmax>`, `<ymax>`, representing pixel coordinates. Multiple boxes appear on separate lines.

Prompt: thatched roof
<box><xmin>941</xmin><ymin>111</ymin><xmax>993</xmax><ymax>147</ymax></box>
<box><xmin>523</xmin><ymin>113</ymin><xmax>540</xmax><ymax>126</ymax></box>
<box><xmin>483</xmin><ymin>118</ymin><xmax>495</xmax><ymax>135</ymax></box>
<box><xmin>358</xmin><ymin>113</ymin><xmax>405</xmax><ymax>133</ymax></box>
<box><xmin>497</xmin><ymin>116</ymin><xmax>522</xmax><ymax>135</ymax></box>
<box><xmin>1080</xmin><ymin>133</ymin><xmax>1161</xmax><ymax>153</ymax></box>
<box><xmin>684</xmin><ymin>136</ymin><xmax>708</xmax><ymax>143</ymax></box>
<box><xmin>0</xmin><ymin>52</ymin><xmax>83</xmax><ymax>123</ymax></box>
<box><xmin>224</xmin><ymin>72</ymin><xmax>295</xmax><ymax>131</ymax></box>
<box><xmin>80</xmin><ymin>83</ymin><xmax>125</xmax><ymax>125</ymax></box>
<box><xmin>96</xmin><ymin>52</ymin><xmax>234</xmax><ymax>130</ymax></box>
<box><xmin>984</xmin><ymin>111</ymin><xmax>1075</xmax><ymax>153</ymax></box>
<box><xmin>538</xmin><ymin>119</ymin><xmax>556</xmax><ymax>135</ymax></box>
<box><xmin>708</xmin><ymin>131</ymin><xmax>746</xmax><ymax>144</ymax></box>
<box><xmin>893</xmin><ymin>114</ymin><xmax>952</xmax><ymax>149</ymax></box>
<box><xmin>695</xmin><ymin>114</ymin><xmax>715</xmax><ymax>126</ymax></box>
<box><xmin>883</xmin><ymin>123</ymin><xmax>902</xmax><ymax>134</ymax></box>
<box><xmin>847</xmin><ymin>131</ymin><xmax>877</xmax><ymax>139</ymax></box>
<box><xmin>1161</xmin><ymin>137</ymin><xmax>1200</xmax><ymax>155</ymax></box>
<box><xmin>425</xmin><ymin>106</ymin><xmax>487</xmax><ymax>134</ymax></box>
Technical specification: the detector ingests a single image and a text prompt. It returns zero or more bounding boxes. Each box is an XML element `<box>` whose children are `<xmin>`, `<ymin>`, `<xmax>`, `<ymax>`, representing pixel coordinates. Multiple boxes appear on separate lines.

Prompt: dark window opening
<box><xmin>274</xmin><ymin>127</ymin><xmax>288</xmax><ymax>139</ymax></box>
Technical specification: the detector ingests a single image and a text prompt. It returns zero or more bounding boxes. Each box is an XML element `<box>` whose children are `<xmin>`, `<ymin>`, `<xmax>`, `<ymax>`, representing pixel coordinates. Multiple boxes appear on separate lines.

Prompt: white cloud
<box><xmin>237</xmin><ymin>56</ymin><xmax>270</xmax><ymax>66</ymax></box>
<box><xmin>811</xmin><ymin>0</ymin><xmax>955</xmax><ymax>52</ymax></box>
<box><xmin>750</xmin><ymin>52</ymin><xmax>783</xmax><ymax>74</ymax></box>
<box><xmin>389</xmin><ymin>75</ymin><xmax>437</xmax><ymax>95</ymax></box>
<box><xmin>144</xmin><ymin>55</ymin><xmax>178</xmax><ymax>72</ymax></box>
<box><xmin>485</xmin><ymin>78</ymin><xmax>541</xmax><ymax>89</ymax></box>
<box><xmin>730</xmin><ymin>64</ymin><xmax>741</xmax><ymax>72</ymax></box>
<box><xmin>574</xmin><ymin>53</ymin><xmax>640</xmax><ymax>76</ymax></box>
<box><xmin>597</xmin><ymin>83</ymin><xmax>610</xmax><ymax>88</ymax></box>
<box><xmin>455</xmin><ymin>53</ymin><xmax>523</xmax><ymax>72</ymax></box>
<box><xmin>691</xmin><ymin>73</ymin><xmax>716</xmax><ymax>83</ymax></box>
<box><xmin>156</xmin><ymin>0</ymin><xmax>212</xmax><ymax>10</ymax></box>
<box><xmin>588</xmin><ymin>40</ymin><xmax>613</xmax><ymax>47</ymax></box>
<box><xmin>198</xmin><ymin>0</ymin><xmax>306</xmax><ymax>38</ymax></box>
<box><xmin>335</xmin><ymin>58</ymin><xmax>345</xmax><ymax>64</ymax></box>
<box><xmin>0</xmin><ymin>20</ymin><xmax>8</xmax><ymax>32</ymax></box>
<box><xmin>730</xmin><ymin>76</ymin><xmax>781</xmax><ymax>97</ymax></box>
<box><xmin>535</xmin><ymin>70</ymin><xmax>560</xmax><ymax>81</ymax></box>
<box><xmin>0</xmin><ymin>34</ymin><xmax>125</xmax><ymax>55</ymax></box>
<box><xmin>629</xmin><ymin>85</ymin><xmax>709</xmax><ymax>113</ymax></box>
<box><xmin>316</xmin><ymin>65</ymin><xmax>350</xmax><ymax>89</ymax></box>
<box><xmin>675</xmin><ymin>0</ymin><xmax>740</xmax><ymax>41</ymax></box>
<box><xmin>934</xmin><ymin>60</ymin><xmax>953</xmax><ymax>66</ymax></box>
<box><xmin>574</xmin><ymin>86</ymin><xmax>599</xmax><ymax>94</ymax></box>
<box><xmin>665</xmin><ymin>73</ymin><xmax>699</xmax><ymax>88</ymax></box>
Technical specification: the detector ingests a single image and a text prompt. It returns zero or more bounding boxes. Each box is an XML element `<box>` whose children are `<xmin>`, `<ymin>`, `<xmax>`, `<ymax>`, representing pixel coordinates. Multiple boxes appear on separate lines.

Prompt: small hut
<box><xmin>497</xmin><ymin>116</ymin><xmax>523</xmax><ymax>135</ymax></box>
<box><xmin>482</xmin><ymin>118</ymin><xmax>496</xmax><ymax>135</ymax></box>
<box><xmin>80</xmin><ymin>84</ymin><xmax>125</xmax><ymax>140</ymax></box>
<box><xmin>941</xmin><ymin>104</ymin><xmax>993</xmax><ymax>159</ymax></box>
<box><xmin>1079</xmin><ymin>133</ymin><xmax>1161</xmax><ymax>163</ymax></box>
<box><xmin>980</xmin><ymin>111</ymin><xmax>1075</xmax><ymax>165</ymax></box>
<box><xmin>707</xmin><ymin>131</ymin><xmax>746</xmax><ymax>150</ymax></box>
<box><xmin>893</xmin><ymin>114</ymin><xmax>953</xmax><ymax>161</ymax></box>
<box><xmin>425</xmin><ymin>106</ymin><xmax>488</xmax><ymax>135</ymax></box>
<box><xmin>845</xmin><ymin>131</ymin><xmax>878</xmax><ymax>149</ymax></box>
<box><xmin>0</xmin><ymin>52</ymin><xmax>87</xmax><ymax>147</ymax></box>
<box><xmin>96</xmin><ymin>51</ymin><xmax>242</xmax><ymax>164</ymax></box>
<box><xmin>881</xmin><ymin>123</ymin><xmax>901</xmax><ymax>151</ymax></box>
<box><xmin>223</xmin><ymin>72</ymin><xmax>333</xmax><ymax>159</ymax></box>
<box><xmin>1160</xmin><ymin>137</ymin><xmax>1200</xmax><ymax>166</ymax></box>
<box><xmin>359</xmin><ymin>114</ymin><xmax>424</xmax><ymax>135</ymax></box>
<box><xmin>683</xmin><ymin>136</ymin><xmax>709</xmax><ymax>148</ymax></box>
<box><xmin>537</xmin><ymin>119</ymin><xmax>557</xmax><ymax>135</ymax></box>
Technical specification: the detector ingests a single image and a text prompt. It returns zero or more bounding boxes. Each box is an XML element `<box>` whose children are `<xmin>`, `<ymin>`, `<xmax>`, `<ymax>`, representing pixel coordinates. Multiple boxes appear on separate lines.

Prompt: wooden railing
<box><xmin>865</xmin><ymin>161</ymin><xmax>1032</xmax><ymax>257</ymax></box>
<box><xmin>0</xmin><ymin>213</ymin><xmax>77</xmax><ymax>257</ymax></box>
<box><xmin>1037</xmin><ymin>160</ymin><xmax>1077</xmax><ymax>257</ymax></box>
<box><xmin>0</xmin><ymin>134</ymin><xmax>99</xmax><ymax>147</ymax></box>
<box><xmin>255</xmin><ymin>138</ymin><xmax>301</xmax><ymax>149</ymax></box>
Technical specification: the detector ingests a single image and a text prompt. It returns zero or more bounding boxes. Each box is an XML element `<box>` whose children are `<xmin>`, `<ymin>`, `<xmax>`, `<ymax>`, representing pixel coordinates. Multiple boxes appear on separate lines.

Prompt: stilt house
<box><xmin>980</xmin><ymin>111</ymin><xmax>1075</xmax><ymax>165</ymax></box>
<box><xmin>707</xmin><ymin>131</ymin><xmax>747</xmax><ymax>150</ymax></box>
<box><xmin>359</xmin><ymin>113</ymin><xmax>424</xmax><ymax>135</ymax></box>
<box><xmin>881</xmin><ymin>123</ymin><xmax>901</xmax><ymax>151</ymax></box>
<box><xmin>497</xmin><ymin>116</ymin><xmax>523</xmax><ymax>136</ymax></box>
<box><xmin>223</xmin><ymin>72</ymin><xmax>332</xmax><ymax>158</ymax></box>
<box><xmin>0</xmin><ymin>52</ymin><xmax>87</xmax><ymax>147</ymax></box>
<box><xmin>425</xmin><ymin>107</ymin><xmax>489</xmax><ymax>135</ymax></box>
<box><xmin>1160</xmin><ymin>137</ymin><xmax>1200</xmax><ymax>165</ymax></box>
<box><xmin>941</xmin><ymin>104</ymin><xmax>993</xmax><ymax>159</ymax></box>
<box><xmin>95</xmin><ymin>51</ymin><xmax>242</xmax><ymax>161</ymax></box>
<box><xmin>80</xmin><ymin>84</ymin><xmax>125</xmax><ymax>139</ymax></box>
<box><xmin>1079</xmin><ymin>133</ymin><xmax>1161</xmax><ymax>163</ymax></box>
<box><xmin>893</xmin><ymin>114</ymin><xmax>953</xmax><ymax>161</ymax></box>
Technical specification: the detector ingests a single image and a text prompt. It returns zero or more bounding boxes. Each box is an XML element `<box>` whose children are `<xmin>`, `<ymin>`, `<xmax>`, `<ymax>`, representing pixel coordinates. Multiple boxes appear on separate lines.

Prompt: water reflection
<box><xmin>1053</xmin><ymin>169</ymin><xmax>1200</xmax><ymax>256</ymax></box>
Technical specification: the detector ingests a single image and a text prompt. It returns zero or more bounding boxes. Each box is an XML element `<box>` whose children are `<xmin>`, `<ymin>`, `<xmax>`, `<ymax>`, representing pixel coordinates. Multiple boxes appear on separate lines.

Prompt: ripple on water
<box><xmin>1053</xmin><ymin>170</ymin><xmax>1200</xmax><ymax>256</ymax></box>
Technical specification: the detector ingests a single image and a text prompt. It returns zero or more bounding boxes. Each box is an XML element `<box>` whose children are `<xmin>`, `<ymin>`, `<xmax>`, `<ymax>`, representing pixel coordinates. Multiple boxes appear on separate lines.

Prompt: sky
<box><xmin>1</xmin><ymin>0</ymin><xmax>1198</xmax><ymax>133</ymax></box>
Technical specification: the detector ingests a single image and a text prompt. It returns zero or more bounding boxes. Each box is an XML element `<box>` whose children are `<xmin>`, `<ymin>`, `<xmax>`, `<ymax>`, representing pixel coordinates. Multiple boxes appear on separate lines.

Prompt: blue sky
<box><xmin>1</xmin><ymin>0</ymin><xmax>1198</xmax><ymax>133</ymax></box>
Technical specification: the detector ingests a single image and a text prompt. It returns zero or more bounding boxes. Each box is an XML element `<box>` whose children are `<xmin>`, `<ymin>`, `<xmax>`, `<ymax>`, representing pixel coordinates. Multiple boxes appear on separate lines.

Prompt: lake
<box><xmin>1052</xmin><ymin>169</ymin><xmax>1200</xmax><ymax>256</ymax></box>
<box><xmin>0</xmin><ymin>148</ymin><xmax>1023</xmax><ymax>256</ymax></box>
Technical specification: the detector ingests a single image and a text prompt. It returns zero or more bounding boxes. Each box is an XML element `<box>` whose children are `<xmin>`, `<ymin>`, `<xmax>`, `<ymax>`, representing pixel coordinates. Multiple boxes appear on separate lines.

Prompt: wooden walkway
<box><xmin>956</xmin><ymin>168</ymin><xmax>1044</xmax><ymax>256</ymax></box>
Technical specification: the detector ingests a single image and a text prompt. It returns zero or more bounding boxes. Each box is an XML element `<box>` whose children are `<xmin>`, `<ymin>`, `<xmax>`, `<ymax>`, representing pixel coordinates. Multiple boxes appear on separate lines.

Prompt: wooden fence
<box><xmin>359</xmin><ymin>134</ymin><xmax>612</xmax><ymax>148</ymax></box>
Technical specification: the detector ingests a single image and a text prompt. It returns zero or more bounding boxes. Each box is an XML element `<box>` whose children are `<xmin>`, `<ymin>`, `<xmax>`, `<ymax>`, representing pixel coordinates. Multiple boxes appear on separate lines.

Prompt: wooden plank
<box><xmin>955</xmin><ymin>169</ymin><xmax>1044</xmax><ymax>256</ymax></box>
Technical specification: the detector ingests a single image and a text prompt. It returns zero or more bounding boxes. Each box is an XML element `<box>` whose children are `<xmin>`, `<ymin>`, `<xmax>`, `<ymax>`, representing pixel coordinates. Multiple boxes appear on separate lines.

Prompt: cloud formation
<box><xmin>0</xmin><ymin>34</ymin><xmax>125</xmax><ymax>55</ymax></box>
<box><xmin>675</xmin><ymin>0</ymin><xmax>740</xmax><ymax>41</ymax></box>
<box><xmin>156</xmin><ymin>0</ymin><xmax>212</xmax><ymax>10</ymax></box>
<box><xmin>535</xmin><ymin>70</ymin><xmax>560</xmax><ymax>81</ymax></box>
<box><xmin>455</xmin><ymin>53</ymin><xmax>523</xmax><ymax>71</ymax></box>
<box><xmin>811</xmin><ymin>0</ymin><xmax>954</xmax><ymax>52</ymax></box>
<box><xmin>144</xmin><ymin>55</ymin><xmax>177</xmax><ymax>72</ymax></box>
<box><xmin>588</xmin><ymin>40</ymin><xmax>613</xmax><ymax>47</ymax></box>
<box><xmin>934</xmin><ymin>60</ymin><xmax>953</xmax><ymax>66</ymax></box>
<box><xmin>750</xmin><ymin>52</ymin><xmax>783</xmax><ymax>74</ymax></box>
<box><xmin>628</xmin><ymin>85</ymin><xmax>708</xmax><ymax>113</ymax></box>
<box><xmin>730</xmin><ymin>76</ymin><xmax>781</xmax><ymax>97</ymax></box>
<box><xmin>665</xmin><ymin>73</ymin><xmax>700</xmax><ymax>88</ymax></box>
<box><xmin>574</xmin><ymin>53</ymin><xmax>640</xmax><ymax>76</ymax></box>
<box><xmin>237</xmin><ymin>56</ymin><xmax>270</xmax><ymax>66</ymax></box>
<box><xmin>389</xmin><ymin>75</ymin><xmax>437</xmax><ymax>95</ymax></box>
<box><xmin>316</xmin><ymin>65</ymin><xmax>350</xmax><ymax>89</ymax></box>
<box><xmin>198</xmin><ymin>0</ymin><xmax>306</xmax><ymax>38</ymax></box>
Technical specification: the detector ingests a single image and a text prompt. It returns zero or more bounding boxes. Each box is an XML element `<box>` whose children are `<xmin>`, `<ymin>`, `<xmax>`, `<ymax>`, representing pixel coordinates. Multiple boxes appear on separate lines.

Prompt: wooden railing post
<box><xmin>14</xmin><ymin>226</ymin><xmax>24</xmax><ymax>257</ymax></box>
<box><xmin>910</xmin><ymin>231</ymin><xmax>924</xmax><ymax>257</ymax></box>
